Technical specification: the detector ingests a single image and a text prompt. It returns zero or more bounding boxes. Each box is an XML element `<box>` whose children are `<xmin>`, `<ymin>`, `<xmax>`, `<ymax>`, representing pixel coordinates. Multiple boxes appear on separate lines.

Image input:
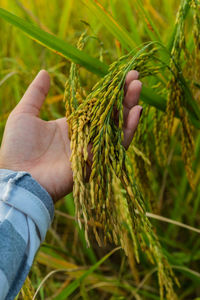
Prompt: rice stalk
<box><xmin>166</xmin><ymin>0</ymin><xmax>195</xmax><ymax>188</ymax></box>
<box><xmin>191</xmin><ymin>0</ymin><xmax>200</xmax><ymax>103</ymax></box>
<box><xmin>65</xmin><ymin>37</ymin><xmax>178</xmax><ymax>299</ymax></box>
<box><xmin>64</xmin><ymin>3</ymin><xmax>200</xmax><ymax>297</ymax></box>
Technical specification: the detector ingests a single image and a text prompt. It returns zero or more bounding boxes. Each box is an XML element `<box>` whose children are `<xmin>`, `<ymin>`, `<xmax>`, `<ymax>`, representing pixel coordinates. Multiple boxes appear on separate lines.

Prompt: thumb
<box><xmin>14</xmin><ymin>70</ymin><xmax>50</xmax><ymax>116</ymax></box>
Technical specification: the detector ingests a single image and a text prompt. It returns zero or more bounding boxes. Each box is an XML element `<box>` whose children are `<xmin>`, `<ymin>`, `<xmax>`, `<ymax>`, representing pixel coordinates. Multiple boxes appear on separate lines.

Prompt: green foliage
<box><xmin>0</xmin><ymin>8</ymin><xmax>108</xmax><ymax>77</ymax></box>
<box><xmin>0</xmin><ymin>0</ymin><xmax>200</xmax><ymax>299</ymax></box>
<box><xmin>54</xmin><ymin>247</ymin><xmax>121</xmax><ymax>300</ymax></box>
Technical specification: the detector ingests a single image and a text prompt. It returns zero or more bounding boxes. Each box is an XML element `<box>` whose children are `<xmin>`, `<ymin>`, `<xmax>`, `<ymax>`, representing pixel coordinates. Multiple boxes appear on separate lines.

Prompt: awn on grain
<box><xmin>65</xmin><ymin>33</ymin><xmax>178</xmax><ymax>299</ymax></box>
<box><xmin>64</xmin><ymin>2</ymin><xmax>200</xmax><ymax>298</ymax></box>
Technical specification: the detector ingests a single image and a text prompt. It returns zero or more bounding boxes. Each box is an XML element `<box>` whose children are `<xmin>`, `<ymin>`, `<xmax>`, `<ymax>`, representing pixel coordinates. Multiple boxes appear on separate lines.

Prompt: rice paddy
<box><xmin>0</xmin><ymin>0</ymin><xmax>200</xmax><ymax>299</ymax></box>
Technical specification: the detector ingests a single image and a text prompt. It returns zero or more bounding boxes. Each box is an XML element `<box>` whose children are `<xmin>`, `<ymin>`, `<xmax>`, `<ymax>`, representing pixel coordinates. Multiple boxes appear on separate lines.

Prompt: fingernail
<box><xmin>140</xmin><ymin>107</ymin><xmax>143</xmax><ymax>118</ymax></box>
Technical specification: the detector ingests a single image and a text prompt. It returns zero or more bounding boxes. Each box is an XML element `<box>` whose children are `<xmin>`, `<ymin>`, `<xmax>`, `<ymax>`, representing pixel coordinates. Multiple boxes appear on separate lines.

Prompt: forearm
<box><xmin>0</xmin><ymin>169</ymin><xmax>54</xmax><ymax>300</ymax></box>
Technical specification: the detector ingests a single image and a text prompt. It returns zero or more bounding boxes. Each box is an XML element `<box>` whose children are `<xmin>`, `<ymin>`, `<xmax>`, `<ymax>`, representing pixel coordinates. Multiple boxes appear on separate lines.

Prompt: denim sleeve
<box><xmin>0</xmin><ymin>169</ymin><xmax>54</xmax><ymax>300</ymax></box>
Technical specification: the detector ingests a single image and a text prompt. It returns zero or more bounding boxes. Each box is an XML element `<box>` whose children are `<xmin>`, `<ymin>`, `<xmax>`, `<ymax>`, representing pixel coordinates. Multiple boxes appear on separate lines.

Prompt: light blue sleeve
<box><xmin>0</xmin><ymin>169</ymin><xmax>54</xmax><ymax>300</ymax></box>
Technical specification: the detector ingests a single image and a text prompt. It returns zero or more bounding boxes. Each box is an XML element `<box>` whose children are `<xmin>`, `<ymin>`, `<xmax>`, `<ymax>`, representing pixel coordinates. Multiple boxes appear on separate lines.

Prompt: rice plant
<box><xmin>0</xmin><ymin>0</ymin><xmax>200</xmax><ymax>299</ymax></box>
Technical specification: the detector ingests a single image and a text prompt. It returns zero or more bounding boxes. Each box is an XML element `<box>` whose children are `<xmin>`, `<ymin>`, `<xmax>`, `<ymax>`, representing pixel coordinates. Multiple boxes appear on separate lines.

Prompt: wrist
<box><xmin>0</xmin><ymin>158</ymin><xmax>21</xmax><ymax>173</ymax></box>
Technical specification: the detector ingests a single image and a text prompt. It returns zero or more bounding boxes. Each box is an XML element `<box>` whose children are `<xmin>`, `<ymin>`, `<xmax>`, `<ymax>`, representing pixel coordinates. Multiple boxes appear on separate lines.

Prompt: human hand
<box><xmin>0</xmin><ymin>70</ymin><xmax>142</xmax><ymax>202</ymax></box>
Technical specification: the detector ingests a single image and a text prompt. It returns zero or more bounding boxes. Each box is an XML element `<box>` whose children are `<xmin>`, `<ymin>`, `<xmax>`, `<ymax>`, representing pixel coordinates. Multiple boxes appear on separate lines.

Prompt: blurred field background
<box><xmin>0</xmin><ymin>0</ymin><xmax>200</xmax><ymax>299</ymax></box>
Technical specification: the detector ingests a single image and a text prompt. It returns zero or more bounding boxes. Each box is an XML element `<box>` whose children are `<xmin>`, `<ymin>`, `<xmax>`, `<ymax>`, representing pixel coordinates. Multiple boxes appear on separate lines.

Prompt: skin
<box><xmin>0</xmin><ymin>70</ymin><xmax>142</xmax><ymax>202</ymax></box>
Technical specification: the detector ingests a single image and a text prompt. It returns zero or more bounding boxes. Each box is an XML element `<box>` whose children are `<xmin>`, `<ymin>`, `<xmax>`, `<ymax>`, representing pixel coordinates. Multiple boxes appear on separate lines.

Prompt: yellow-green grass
<box><xmin>0</xmin><ymin>0</ymin><xmax>200</xmax><ymax>299</ymax></box>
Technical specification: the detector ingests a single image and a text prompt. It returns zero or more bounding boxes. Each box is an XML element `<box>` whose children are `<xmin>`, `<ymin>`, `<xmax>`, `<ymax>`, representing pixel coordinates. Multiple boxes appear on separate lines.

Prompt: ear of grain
<box><xmin>65</xmin><ymin>35</ymin><xmax>179</xmax><ymax>299</ymax></box>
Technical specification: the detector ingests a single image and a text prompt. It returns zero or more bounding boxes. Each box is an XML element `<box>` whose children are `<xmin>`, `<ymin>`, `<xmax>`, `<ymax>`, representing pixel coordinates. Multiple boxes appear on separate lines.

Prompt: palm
<box><xmin>1</xmin><ymin>112</ymin><xmax>73</xmax><ymax>201</ymax></box>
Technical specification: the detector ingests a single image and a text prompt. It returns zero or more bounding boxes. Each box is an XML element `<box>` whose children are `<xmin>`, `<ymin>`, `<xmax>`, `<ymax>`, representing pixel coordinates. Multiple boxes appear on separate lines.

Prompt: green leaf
<box><xmin>58</xmin><ymin>0</ymin><xmax>73</xmax><ymax>39</ymax></box>
<box><xmin>172</xmin><ymin>265</ymin><xmax>200</xmax><ymax>282</ymax></box>
<box><xmin>82</xmin><ymin>0</ymin><xmax>136</xmax><ymax>51</ymax></box>
<box><xmin>122</xmin><ymin>0</ymin><xmax>142</xmax><ymax>45</ymax></box>
<box><xmin>133</xmin><ymin>0</ymin><xmax>162</xmax><ymax>42</ymax></box>
<box><xmin>54</xmin><ymin>247</ymin><xmax>121</xmax><ymax>300</ymax></box>
<box><xmin>0</xmin><ymin>8</ymin><xmax>199</xmax><ymax>128</ymax></box>
<box><xmin>0</xmin><ymin>8</ymin><xmax>108</xmax><ymax>77</ymax></box>
<box><xmin>140</xmin><ymin>86</ymin><xmax>166</xmax><ymax>112</ymax></box>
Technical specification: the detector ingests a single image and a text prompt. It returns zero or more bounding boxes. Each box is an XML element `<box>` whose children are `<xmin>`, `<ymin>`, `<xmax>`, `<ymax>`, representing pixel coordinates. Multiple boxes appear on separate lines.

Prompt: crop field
<box><xmin>0</xmin><ymin>0</ymin><xmax>200</xmax><ymax>299</ymax></box>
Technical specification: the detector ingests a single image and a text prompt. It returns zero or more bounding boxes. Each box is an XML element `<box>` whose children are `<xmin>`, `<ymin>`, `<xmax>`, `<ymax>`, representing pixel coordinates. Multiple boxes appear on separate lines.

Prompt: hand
<box><xmin>0</xmin><ymin>70</ymin><xmax>142</xmax><ymax>202</ymax></box>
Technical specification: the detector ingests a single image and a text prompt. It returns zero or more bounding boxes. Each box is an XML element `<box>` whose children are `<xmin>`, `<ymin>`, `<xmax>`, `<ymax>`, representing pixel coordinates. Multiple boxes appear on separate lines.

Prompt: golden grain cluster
<box><xmin>64</xmin><ymin>1</ymin><xmax>200</xmax><ymax>299</ymax></box>
<box><xmin>65</xmin><ymin>35</ymin><xmax>178</xmax><ymax>299</ymax></box>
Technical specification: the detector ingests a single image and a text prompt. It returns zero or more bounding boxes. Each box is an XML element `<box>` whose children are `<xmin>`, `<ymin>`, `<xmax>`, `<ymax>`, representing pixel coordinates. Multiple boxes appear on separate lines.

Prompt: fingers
<box><xmin>123</xmin><ymin>79</ymin><xmax>142</xmax><ymax>122</ymax></box>
<box><xmin>123</xmin><ymin>105</ymin><xmax>143</xmax><ymax>149</ymax></box>
<box><xmin>124</xmin><ymin>70</ymin><xmax>139</xmax><ymax>95</ymax></box>
<box><xmin>124</xmin><ymin>80</ymin><xmax>142</xmax><ymax>109</ymax></box>
<box><xmin>122</xmin><ymin>70</ymin><xmax>143</xmax><ymax>149</ymax></box>
<box><xmin>14</xmin><ymin>70</ymin><xmax>50</xmax><ymax>116</ymax></box>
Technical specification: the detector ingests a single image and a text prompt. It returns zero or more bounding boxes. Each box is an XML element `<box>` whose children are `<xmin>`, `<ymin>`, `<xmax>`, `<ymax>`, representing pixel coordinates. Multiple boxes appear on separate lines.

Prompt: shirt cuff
<box><xmin>0</xmin><ymin>169</ymin><xmax>54</xmax><ymax>242</ymax></box>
